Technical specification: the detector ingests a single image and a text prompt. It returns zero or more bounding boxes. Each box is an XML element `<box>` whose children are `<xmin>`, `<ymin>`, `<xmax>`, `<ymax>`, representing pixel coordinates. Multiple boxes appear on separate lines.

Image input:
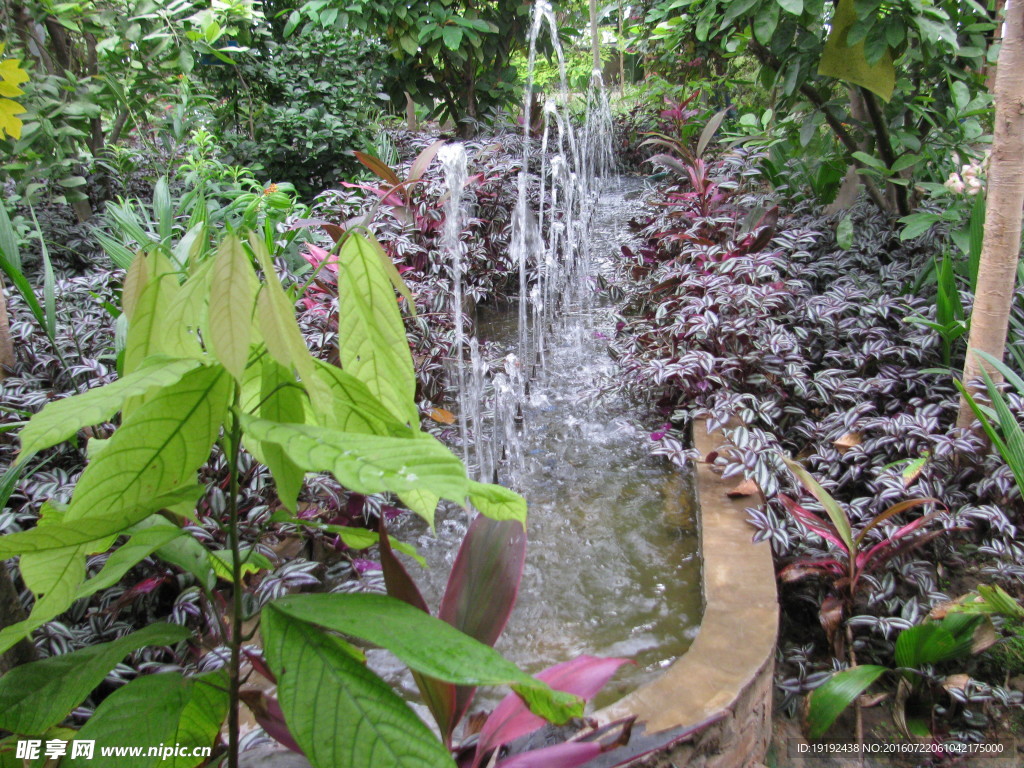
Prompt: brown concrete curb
<box><xmin>596</xmin><ymin>417</ymin><xmax>779</xmax><ymax>767</ymax></box>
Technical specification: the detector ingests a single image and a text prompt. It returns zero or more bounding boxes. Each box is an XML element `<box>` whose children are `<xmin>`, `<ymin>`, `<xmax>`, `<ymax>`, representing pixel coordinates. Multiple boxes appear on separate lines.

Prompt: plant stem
<box><xmin>226</xmin><ymin>385</ymin><xmax>243</xmax><ymax>768</ymax></box>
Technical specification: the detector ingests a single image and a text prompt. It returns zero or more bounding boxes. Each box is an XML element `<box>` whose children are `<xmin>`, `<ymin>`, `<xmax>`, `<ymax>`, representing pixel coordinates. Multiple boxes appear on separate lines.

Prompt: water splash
<box><xmin>439</xmin><ymin>143</ymin><xmax>471</xmax><ymax>466</ymax></box>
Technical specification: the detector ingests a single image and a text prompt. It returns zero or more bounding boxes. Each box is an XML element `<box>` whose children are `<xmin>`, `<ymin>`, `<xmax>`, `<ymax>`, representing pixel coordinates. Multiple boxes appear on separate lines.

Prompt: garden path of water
<box><xmin>374</xmin><ymin>177</ymin><xmax>703</xmax><ymax>712</ymax></box>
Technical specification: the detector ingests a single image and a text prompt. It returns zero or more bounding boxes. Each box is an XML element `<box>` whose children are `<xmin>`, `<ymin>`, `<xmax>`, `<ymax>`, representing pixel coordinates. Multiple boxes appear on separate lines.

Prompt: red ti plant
<box><xmin>778</xmin><ymin>456</ymin><xmax>947</xmax><ymax>654</ymax></box>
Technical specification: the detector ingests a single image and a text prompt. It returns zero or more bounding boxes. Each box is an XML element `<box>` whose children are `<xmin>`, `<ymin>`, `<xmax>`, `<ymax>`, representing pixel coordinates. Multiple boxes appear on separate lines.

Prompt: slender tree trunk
<box><xmin>590</xmin><ymin>0</ymin><xmax>601</xmax><ymax>75</ymax></box>
<box><xmin>957</xmin><ymin>0</ymin><xmax>1024</xmax><ymax>429</ymax></box>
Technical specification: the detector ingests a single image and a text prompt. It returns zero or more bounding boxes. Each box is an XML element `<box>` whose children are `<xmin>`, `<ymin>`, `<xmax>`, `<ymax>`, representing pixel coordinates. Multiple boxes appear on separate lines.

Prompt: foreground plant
<box><xmin>0</xmin><ymin>228</ymin><xmax>582</xmax><ymax>768</ymax></box>
<box><xmin>779</xmin><ymin>456</ymin><xmax>947</xmax><ymax>654</ymax></box>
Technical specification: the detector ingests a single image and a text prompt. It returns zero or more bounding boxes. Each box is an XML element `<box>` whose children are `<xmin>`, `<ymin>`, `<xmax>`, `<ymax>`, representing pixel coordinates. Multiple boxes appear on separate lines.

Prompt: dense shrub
<box><xmin>200</xmin><ymin>27</ymin><xmax>389</xmax><ymax>198</ymax></box>
<box><xmin>607</xmin><ymin>148</ymin><xmax>1024</xmax><ymax>730</ymax></box>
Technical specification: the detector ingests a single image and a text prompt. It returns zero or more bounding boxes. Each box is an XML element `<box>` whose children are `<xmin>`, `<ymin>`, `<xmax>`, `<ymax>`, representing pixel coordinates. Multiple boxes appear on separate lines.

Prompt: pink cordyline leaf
<box><xmin>472</xmin><ymin>656</ymin><xmax>631</xmax><ymax>768</ymax></box>
<box><xmin>779</xmin><ymin>495</ymin><xmax>848</xmax><ymax>551</ymax></box>
<box><xmin>495</xmin><ymin>741</ymin><xmax>603</xmax><ymax>768</ymax></box>
<box><xmin>854</xmin><ymin>510</ymin><xmax>943</xmax><ymax>570</ymax></box>
<box><xmin>238</xmin><ymin>691</ymin><xmax>304</xmax><ymax>755</ymax></box>
<box><xmin>303</xmin><ymin>243</ymin><xmax>339</xmax><ymax>274</ymax></box>
<box><xmin>440</xmin><ymin>515</ymin><xmax>528</xmax><ymax>736</ymax></box>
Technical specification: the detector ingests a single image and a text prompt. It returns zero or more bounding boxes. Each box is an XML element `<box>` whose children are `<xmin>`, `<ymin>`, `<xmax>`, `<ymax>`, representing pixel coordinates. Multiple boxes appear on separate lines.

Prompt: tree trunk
<box><xmin>957</xmin><ymin>0</ymin><xmax>1024</xmax><ymax>429</ymax></box>
<box><xmin>590</xmin><ymin>0</ymin><xmax>601</xmax><ymax>76</ymax></box>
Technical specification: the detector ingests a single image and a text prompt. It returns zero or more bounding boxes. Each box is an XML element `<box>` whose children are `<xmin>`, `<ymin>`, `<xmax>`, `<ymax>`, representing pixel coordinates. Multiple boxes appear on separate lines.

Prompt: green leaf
<box><xmin>0</xmin><ymin>623</ymin><xmax>190</xmax><ymax>735</ymax></box>
<box><xmin>0</xmin><ymin>485</ymin><xmax>204</xmax><ymax>558</ymax></box>
<box><xmin>808</xmin><ymin>665</ymin><xmax>888</xmax><ymax>738</ymax></box>
<box><xmin>777</xmin><ymin>0</ymin><xmax>803</xmax><ymax>15</ymax></box>
<box><xmin>441</xmin><ymin>26</ymin><xmax>463</xmax><ymax>50</ymax></box>
<box><xmin>898</xmin><ymin>212</ymin><xmax>941</xmax><ymax>240</ymax></box>
<box><xmin>68</xmin><ymin>671</ymin><xmax>228</xmax><ymax>768</ymax></box>
<box><xmin>818</xmin><ymin>0</ymin><xmax>894</xmax><ymax>102</ymax></box>
<box><xmin>208</xmin><ymin>235</ymin><xmax>256</xmax><ymax>382</ymax></box>
<box><xmin>851</xmin><ymin>151</ymin><xmax>886</xmax><ymax>171</ymax></box>
<box><xmin>208</xmin><ymin>548</ymin><xmax>273</xmax><ymax>582</ymax></box>
<box><xmin>240</xmin><ymin>416</ymin><xmax>467</xmax><ymax>525</ymax></box>
<box><xmin>251</xmin><ymin>235</ymin><xmax>333</xmax><ymax>415</ymax></box>
<box><xmin>753</xmin><ymin>3</ymin><xmax>779</xmax><ymax>41</ymax></box>
<box><xmin>836</xmin><ymin>215</ymin><xmax>854</xmax><ymax>250</ymax></box>
<box><xmin>0</xmin><ymin>200</ymin><xmax>21</xmax><ymax>271</ymax></box>
<box><xmin>74</xmin><ymin>526</ymin><xmax>184</xmax><ymax>600</ymax></box>
<box><xmin>246</xmin><ymin>359</ymin><xmax>306</xmax><ymax>510</ymax></box>
<box><xmin>335</xmin><ymin>233</ymin><xmax>418</xmax><ymax>426</ymax></box>
<box><xmin>267</xmin><ymin>595</ymin><xmax>583</xmax><ymax>724</ymax></box>
<box><xmin>468</xmin><ymin>480</ymin><xmax>526</xmax><ymax>523</ymax></box>
<box><xmin>124</xmin><ymin>252</ymin><xmax>201</xmax><ymax>374</ymax></box>
<box><xmin>890</xmin><ymin>153</ymin><xmax>922</xmax><ymax>173</ymax></box>
<box><xmin>262</xmin><ymin>607</ymin><xmax>455</xmax><ymax>768</ymax></box>
<box><xmin>312</xmin><ymin>359</ymin><xmax>415</xmax><ymax>436</ymax></box>
<box><xmin>19</xmin><ymin>356</ymin><xmax>203</xmax><ymax>456</ymax></box>
<box><xmin>895</xmin><ymin>617</ymin><xmax>978</xmax><ymax>668</ymax></box>
<box><xmin>62</xmin><ymin>365</ymin><xmax>228</xmax><ymax>526</ymax></box>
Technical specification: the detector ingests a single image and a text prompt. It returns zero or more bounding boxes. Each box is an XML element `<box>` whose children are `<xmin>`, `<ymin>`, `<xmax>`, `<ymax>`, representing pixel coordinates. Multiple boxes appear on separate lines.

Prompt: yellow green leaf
<box><xmin>818</xmin><ymin>0</ymin><xmax>895</xmax><ymax>102</ymax></box>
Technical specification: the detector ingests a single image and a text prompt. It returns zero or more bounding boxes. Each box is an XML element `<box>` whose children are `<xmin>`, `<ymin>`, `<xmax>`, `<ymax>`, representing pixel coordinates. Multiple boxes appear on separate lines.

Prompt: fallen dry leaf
<box><xmin>833</xmin><ymin>432</ymin><xmax>861</xmax><ymax>454</ymax></box>
<box><xmin>428</xmin><ymin>407</ymin><xmax>456</xmax><ymax>425</ymax></box>
<box><xmin>727</xmin><ymin>478</ymin><xmax>759</xmax><ymax>497</ymax></box>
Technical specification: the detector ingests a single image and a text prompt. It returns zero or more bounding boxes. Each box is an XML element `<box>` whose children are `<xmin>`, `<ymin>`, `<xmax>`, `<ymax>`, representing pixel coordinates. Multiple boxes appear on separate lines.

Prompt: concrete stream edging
<box><xmin>595</xmin><ymin>417</ymin><xmax>779</xmax><ymax>767</ymax></box>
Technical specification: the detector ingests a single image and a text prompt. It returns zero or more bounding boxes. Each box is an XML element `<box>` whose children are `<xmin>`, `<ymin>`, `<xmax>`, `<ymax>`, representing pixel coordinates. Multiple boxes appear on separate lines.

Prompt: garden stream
<box><xmin>369</xmin><ymin>177</ymin><xmax>704</xmax><ymax>714</ymax></box>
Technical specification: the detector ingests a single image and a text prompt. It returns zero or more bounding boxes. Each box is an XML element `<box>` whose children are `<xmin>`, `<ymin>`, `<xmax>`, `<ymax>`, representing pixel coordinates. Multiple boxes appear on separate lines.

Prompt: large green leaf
<box><xmin>895</xmin><ymin>616</ymin><xmax>980</xmax><ymax>668</ymax></box>
<box><xmin>63</xmin><ymin>365</ymin><xmax>230</xmax><ymax>524</ymax></box>
<box><xmin>467</xmin><ymin>480</ymin><xmax>527</xmax><ymax>524</ymax></box>
<box><xmin>250</xmin><ymin>235</ymin><xmax>334</xmax><ymax>415</ymax></box>
<box><xmin>808</xmin><ymin>665</ymin><xmax>888</xmax><ymax>739</ymax></box>
<box><xmin>240</xmin><ymin>416</ymin><xmax>467</xmax><ymax>523</ymax></box>
<box><xmin>312</xmin><ymin>358</ymin><xmax>415</xmax><ymax>436</ymax></box>
<box><xmin>244</xmin><ymin>359</ymin><xmax>306</xmax><ymax>510</ymax></box>
<box><xmin>74</xmin><ymin>526</ymin><xmax>184</xmax><ymax>601</ymax></box>
<box><xmin>18</xmin><ymin>357</ymin><xmax>203</xmax><ymax>456</ymax></box>
<box><xmin>0</xmin><ymin>623</ymin><xmax>190</xmax><ymax>735</ymax></box>
<box><xmin>267</xmin><ymin>594</ymin><xmax>583</xmax><ymax>725</ymax></box>
<box><xmin>67</xmin><ymin>671</ymin><xmax>228</xmax><ymax>768</ymax></box>
<box><xmin>0</xmin><ymin>486</ymin><xmax>203</xmax><ymax>558</ymax></box>
<box><xmin>208</xmin><ymin>235</ymin><xmax>257</xmax><ymax>381</ymax></box>
<box><xmin>263</xmin><ymin>608</ymin><xmax>455</xmax><ymax>768</ymax></box>
<box><xmin>124</xmin><ymin>252</ymin><xmax>201</xmax><ymax>374</ymax></box>
<box><xmin>335</xmin><ymin>233</ymin><xmax>418</xmax><ymax>426</ymax></box>
<box><xmin>817</xmin><ymin>0</ymin><xmax>894</xmax><ymax>101</ymax></box>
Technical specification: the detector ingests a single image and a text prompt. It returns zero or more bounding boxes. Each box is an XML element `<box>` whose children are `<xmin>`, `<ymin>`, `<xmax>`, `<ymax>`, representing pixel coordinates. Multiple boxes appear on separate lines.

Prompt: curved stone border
<box><xmin>596</xmin><ymin>417</ymin><xmax>779</xmax><ymax>767</ymax></box>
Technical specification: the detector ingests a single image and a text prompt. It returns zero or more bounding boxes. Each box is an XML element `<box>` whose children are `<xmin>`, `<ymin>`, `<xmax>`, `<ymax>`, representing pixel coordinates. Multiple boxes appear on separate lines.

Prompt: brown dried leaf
<box><xmin>942</xmin><ymin>674</ymin><xmax>972</xmax><ymax>693</ymax></box>
<box><xmin>428</xmin><ymin>407</ymin><xmax>456</xmax><ymax>425</ymax></box>
<box><xmin>727</xmin><ymin>478</ymin><xmax>760</xmax><ymax>497</ymax></box>
<box><xmin>833</xmin><ymin>432</ymin><xmax>862</xmax><ymax>454</ymax></box>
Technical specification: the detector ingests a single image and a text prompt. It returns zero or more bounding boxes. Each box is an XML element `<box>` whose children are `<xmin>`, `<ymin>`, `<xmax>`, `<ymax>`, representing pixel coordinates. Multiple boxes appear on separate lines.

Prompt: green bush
<box><xmin>201</xmin><ymin>26</ymin><xmax>388</xmax><ymax>198</ymax></box>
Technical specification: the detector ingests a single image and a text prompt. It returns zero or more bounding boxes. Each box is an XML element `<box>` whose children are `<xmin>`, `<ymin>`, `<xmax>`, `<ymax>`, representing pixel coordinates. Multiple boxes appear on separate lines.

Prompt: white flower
<box><xmin>966</xmin><ymin>177</ymin><xmax>984</xmax><ymax>195</ymax></box>
<box><xmin>944</xmin><ymin>173</ymin><xmax>965</xmax><ymax>194</ymax></box>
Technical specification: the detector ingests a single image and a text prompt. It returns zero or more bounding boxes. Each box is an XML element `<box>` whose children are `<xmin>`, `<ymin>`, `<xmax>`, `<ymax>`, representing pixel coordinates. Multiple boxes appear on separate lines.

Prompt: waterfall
<box><xmin>442</xmin><ymin>0</ymin><xmax>617</xmax><ymax>486</ymax></box>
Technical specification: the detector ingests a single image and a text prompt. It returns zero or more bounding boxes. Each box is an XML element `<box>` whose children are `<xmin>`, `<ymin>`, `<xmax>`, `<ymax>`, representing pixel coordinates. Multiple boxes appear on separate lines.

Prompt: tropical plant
<box><xmin>779</xmin><ymin>456</ymin><xmax>946</xmax><ymax>652</ymax></box>
<box><xmin>806</xmin><ymin>611</ymin><xmax>989</xmax><ymax>739</ymax></box>
<box><xmin>0</xmin><ymin>226</ymin><xmax>587</xmax><ymax>768</ymax></box>
<box><xmin>288</xmin><ymin>0</ymin><xmax>539</xmax><ymax>134</ymax></box>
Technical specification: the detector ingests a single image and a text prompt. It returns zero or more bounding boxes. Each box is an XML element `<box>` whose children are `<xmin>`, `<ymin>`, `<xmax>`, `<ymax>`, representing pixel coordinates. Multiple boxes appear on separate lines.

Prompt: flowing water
<box><xmin>376</xmin><ymin>178</ymin><xmax>703</xmax><ymax>714</ymax></box>
<box><xmin>368</xmin><ymin>0</ymin><xmax>700</xmax><ymax>724</ymax></box>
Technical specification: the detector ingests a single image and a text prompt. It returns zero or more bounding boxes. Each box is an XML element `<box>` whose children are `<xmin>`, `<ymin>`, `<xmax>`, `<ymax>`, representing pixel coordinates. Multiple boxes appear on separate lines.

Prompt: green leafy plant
<box><xmin>779</xmin><ymin>456</ymin><xmax>945</xmax><ymax>651</ymax></box>
<box><xmin>0</xmin><ymin>227</ymin><xmax>581</xmax><ymax>768</ymax></box>
<box><xmin>807</xmin><ymin>612</ymin><xmax>987</xmax><ymax>739</ymax></box>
